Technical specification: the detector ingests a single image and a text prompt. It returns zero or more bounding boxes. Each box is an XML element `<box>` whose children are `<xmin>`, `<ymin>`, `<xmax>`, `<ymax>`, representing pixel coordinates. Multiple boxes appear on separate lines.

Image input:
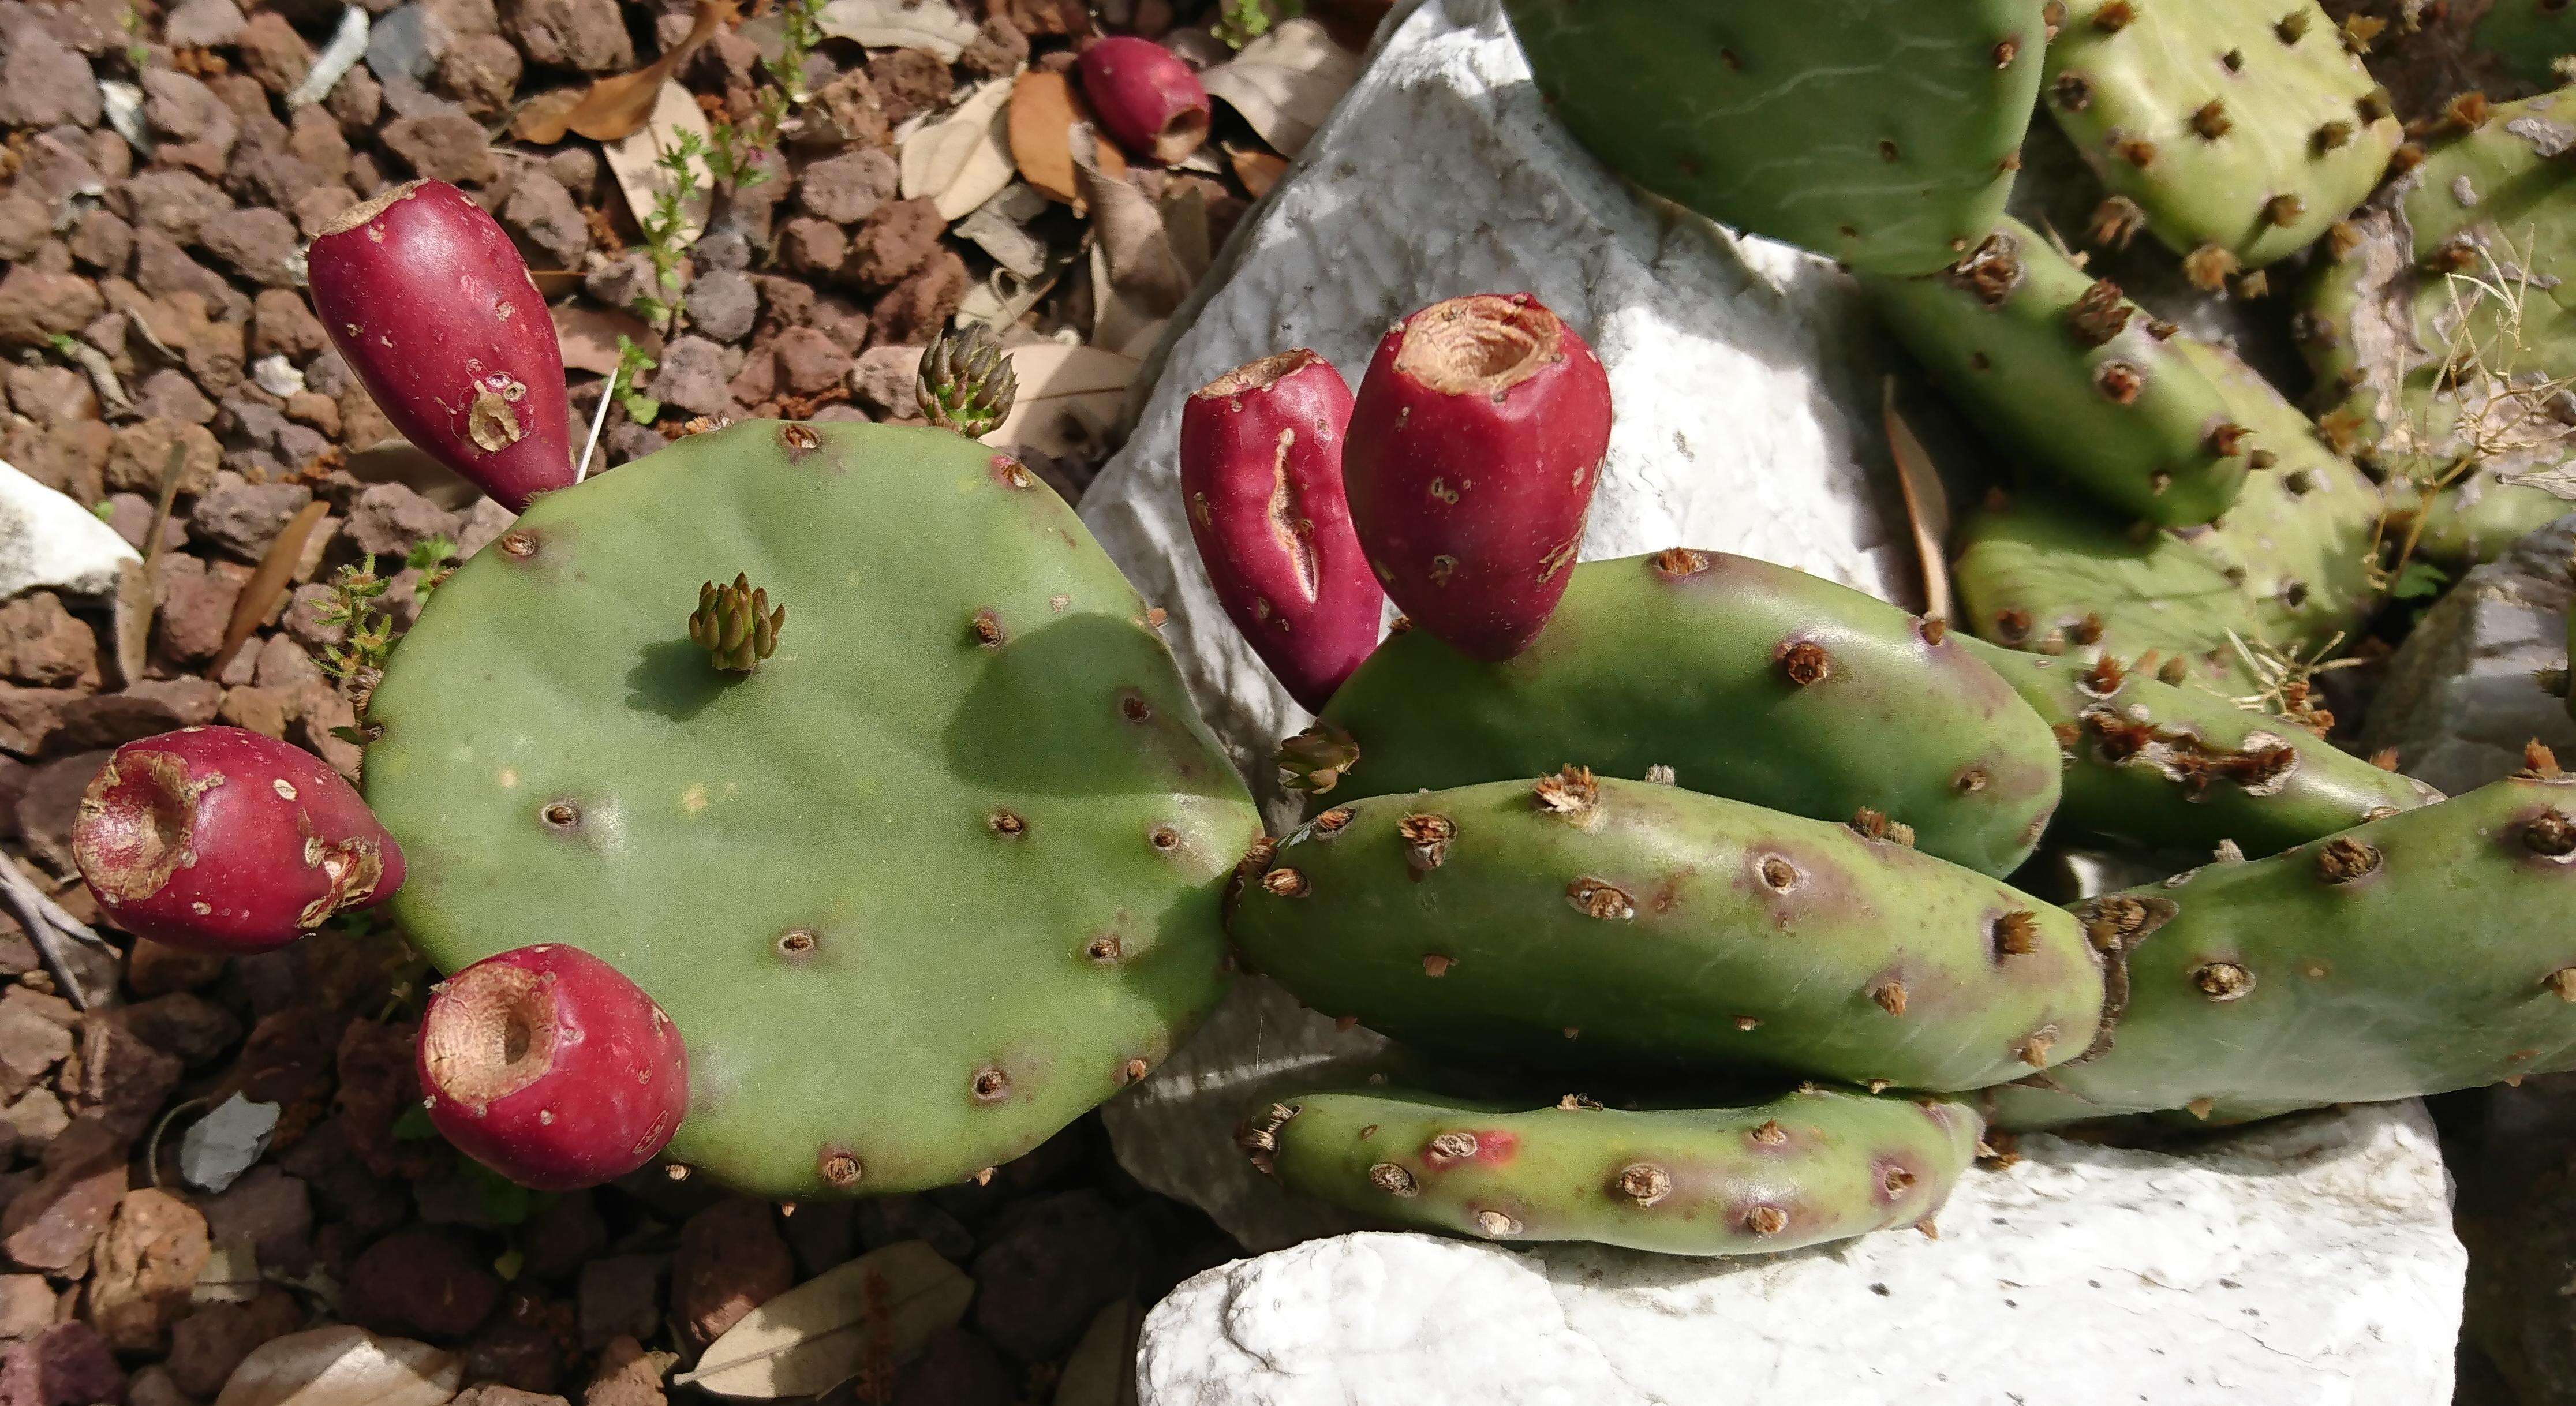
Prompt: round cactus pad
<box><xmin>364</xmin><ymin>422</ymin><xmax>1259</xmax><ymax>1197</ymax></box>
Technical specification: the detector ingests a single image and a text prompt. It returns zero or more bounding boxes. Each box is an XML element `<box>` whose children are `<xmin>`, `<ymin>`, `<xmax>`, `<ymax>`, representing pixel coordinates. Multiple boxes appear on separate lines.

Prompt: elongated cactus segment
<box><xmin>1987</xmin><ymin>771</ymin><xmax>2576</xmax><ymax>1129</ymax></box>
<box><xmin>2040</xmin><ymin>0</ymin><xmax>2399</xmax><ymax>269</ymax></box>
<box><xmin>1231</xmin><ymin>777</ymin><xmax>2102</xmax><ymax>1093</ymax></box>
<box><xmin>2473</xmin><ymin>1</ymin><xmax>2576</xmax><ymax>89</ymax></box>
<box><xmin>1318</xmin><ymin>551</ymin><xmax>2062</xmax><ymax>877</ymax></box>
<box><xmin>1500</xmin><ymin>0</ymin><xmax>2047</xmax><ymax>275</ymax></box>
<box><xmin>1867</xmin><ymin>220</ymin><xmax>2252</xmax><ymax>527</ymax></box>
<box><xmin>1958</xmin><ymin>636</ymin><xmax>2440</xmax><ymax>858</ymax></box>
<box><xmin>1252</xmin><ymin>1086</ymin><xmax>1981</xmax><ymax>1257</ymax></box>
<box><xmin>363</xmin><ymin>422</ymin><xmax>1258</xmax><ymax>1197</ymax></box>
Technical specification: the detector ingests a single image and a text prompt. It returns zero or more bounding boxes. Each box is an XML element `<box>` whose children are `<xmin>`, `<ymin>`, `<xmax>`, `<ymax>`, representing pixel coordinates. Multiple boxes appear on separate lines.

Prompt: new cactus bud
<box><xmin>419</xmin><ymin>944</ymin><xmax>690</xmax><ymax>1191</ymax></box>
<box><xmin>72</xmin><ymin>727</ymin><xmax>404</xmax><ymax>954</ymax></box>
<box><xmin>688</xmin><ymin>573</ymin><xmax>784</xmax><ymax>674</ymax></box>
<box><xmin>916</xmin><ymin>322</ymin><xmax>1019</xmax><ymax>439</ymax></box>
<box><xmin>1076</xmin><ymin>36</ymin><xmax>1212</xmax><ymax>165</ymax></box>
<box><xmin>1342</xmin><ymin>294</ymin><xmax>1610</xmax><ymax>663</ymax></box>
<box><xmin>306</xmin><ymin>180</ymin><xmax>572</xmax><ymax>513</ymax></box>
<box><xmin>1179</xmin><ymin>350</ymin><xmax>1382</xmax><ymax>711</ymax></box>
<box><xmin>1258</xmin><ymin>1086</ymin><xmax>1981</xmax><ymax>1257</ymax></box>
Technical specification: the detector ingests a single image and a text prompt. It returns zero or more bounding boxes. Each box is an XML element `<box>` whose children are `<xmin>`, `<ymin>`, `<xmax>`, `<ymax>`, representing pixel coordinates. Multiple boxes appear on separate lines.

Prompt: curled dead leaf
<box><xmin>211</xmin><ymin>499</ymin><xmax>330</xmax><ymax>676</ymax></box>
<box><xmin>814</xmin><ymin>0</ymin><xmax>981</xmax><ymax>61</ymax></box>
<box><xmin>901</xmin><ymin>79</ymin><xmax>1018</xmax><ymax>222</ymax></box>
<box><xmin>604</xmin><ymin>81</ymin><xmax>715</xmax><ymax>237</ymax></box>
<box><xmin>512</xmin><ymin>0</ymin><xmax>736</xmax><ymax>144</ymax></box>
<box><xmin>1007</xmin><ymin>69</ymin><xmax>1124</xmax><ymax>210</ymax></box>
<box><xmin>676</xmin><ymin>1239</ymin><xmax>972</xmax><ymax>1399</ymax></box>
<box><xmin>1228</xmin><ymin>145</ymin><xmax>1289</xmax><ymax>199</ymax></box>
<box><xmin>212</xmin><ymin>1326</ymin><xmax>460</xmax><ymax>1406</ymax></box>
<box><xmin>1200</xmin><ymin>18</ymin><xmax>1361</xmax><ymax>158</ymax></box>
<box><xmin>988</xmin><ymin>342</ymin><xmax>1139</xmax><ymax>459</ymax></box>
<box><xmin>555</xmin><ymin>304</ymin><xmax>663</xmax><ymax>377</ymax></box>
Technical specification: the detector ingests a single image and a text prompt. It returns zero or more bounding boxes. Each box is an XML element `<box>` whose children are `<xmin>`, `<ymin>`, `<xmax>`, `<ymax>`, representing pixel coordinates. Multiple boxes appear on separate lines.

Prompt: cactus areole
<box><xmin>1179</xmin><ymin>350</ymin><xmax>1382</xmax><ymax>711</ymax></box>
<box><xmin>420</xmin><ymin>944</ymin><xmax>690</xmax><ymax>1191</ymax></box>
<box><xmin>72</xmin><ymin>726</ymin><xmax>404</xmax><ymax>954</ymax></box>
<box><xmin>306</xmin><ymin>180</ymin><xmax>574</xmax><ymax>513</ymax></box>
<box><xmin>1344</xmin><ymin>294</ymin><xmax>1612</xmax><ymax>662</ymax></box>
<box><xmin>364</xmin><ymin>422</ymin><xmax>1258</xmax><ymax>1198</ymax></box>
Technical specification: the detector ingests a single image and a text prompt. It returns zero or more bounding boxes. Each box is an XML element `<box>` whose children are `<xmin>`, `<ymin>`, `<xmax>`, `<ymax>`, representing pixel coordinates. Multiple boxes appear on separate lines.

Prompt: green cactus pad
<box><xmin>2040</xmin><ymin>0</ymin><xmax>2399</xmax><ymax>268</ymax></box>
<box><xmin>2300</xmin><ymin>87</ymin><xmax>2576</xmax><ymax>567</ymax></box>
<box><xmin>1958</xmin><ymin>635</ymin><xmax>2440</xmax><ymax>859</ymax></box>
<box><xmin>1499</xmin><ymin>0</ymin><xmax>2046</xmax><ymax>275</ymax></box>
<box><xmin>363</xmin><ymin>421</ymin><xmax>1259</xmax><ymax>1198</ymax></box>
<box><xmin>1986</xmin><ymin>772</ymin><xmax>2576</xmax><ymax>1129</ymax></box>
<box><xmin>2472</xmin><ymin>2</ymin><xmax>2576</xmax><ymax>92</ymax></box>
<box><xmin>1317</xmin><ymin>551</ymin><xmax>2061</xmax><ymax>877</ymax></box>
<box><xmin>1953</xmin><ymin>339</ymin><xmax>2383</xmax><ymax>695</ymax></box>
<box><xmin>1865</xmin><ymin>219</ymin><xmax>2253</xmax><ymax>527</ymax></box>
<box><xmin>1232</xmin><ymin>776</ymin><xmax>2103</xmax><ymax>1092</ymax></box>
<box><xmin>1254</xmin><ymin>1085</ymin><xmax>1981</xmax><ymax>1256</ymax></box>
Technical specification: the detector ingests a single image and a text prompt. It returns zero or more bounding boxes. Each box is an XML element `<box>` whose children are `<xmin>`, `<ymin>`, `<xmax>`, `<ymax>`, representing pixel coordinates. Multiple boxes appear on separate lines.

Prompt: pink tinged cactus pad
<box><xmin>1078</xmin><ymin>36</ymin><xmax>1212</xmax><ymax>164</ymax></box>
<box><xmin>1179</xmin><ymin>350</ymin><xmax>1384</xmax><ymax>712</ymax></box>
<box><xmin>71</xmin><ymin>726</ymin><xmax>404</xmax><ymax>954</ymax></box>
<box><xmin>1344</xmin><ymin>294</ymin><xmax>1613</xmax><ymax>662</ymax></box>
<box><xmin>419</xmin><ymin>944</ymin><xmax>690</xmax><ymax>1191</ymax></box>
<box><xmin>306</xmin><ymin>179</ymin><xmax>573</xmax><ymax>513</ymax></box>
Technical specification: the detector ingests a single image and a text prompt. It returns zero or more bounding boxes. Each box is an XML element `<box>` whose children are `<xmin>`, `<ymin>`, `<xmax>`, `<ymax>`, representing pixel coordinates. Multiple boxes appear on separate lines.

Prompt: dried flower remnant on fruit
<box><xmin>2315</xmin><ymin>836</ymin><xmax>2381</xmax><ymax>883</ymax></box>
<box><xmin>1532</xmin><ymin>766</ymin><xmax>1601</xmax><ymax>822</ymax></box>
<box><xmin>1397</xmin><ymin>813</ymin><xmax>1456</xmax><ymax>872</ymax></box>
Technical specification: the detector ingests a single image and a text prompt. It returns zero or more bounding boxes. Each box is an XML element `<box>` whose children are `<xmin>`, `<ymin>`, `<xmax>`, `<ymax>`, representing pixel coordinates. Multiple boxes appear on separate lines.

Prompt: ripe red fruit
<box><xmin>1343</xmin><ymin>294</ymin><xmax>1613</xmax><ymax>661</ymax></box>
<box><xmin>306</xmin><ymin>179</ymin><xmax>573</xmax><ymax>513</ymax></box>
<box><xmin>1077</xmin><ymin>36</ymin><xmax>1213</xmax><ymax>165</ymax></box>
<box><xmin>418</xmin><ymin>945</ymin><xmax>690</xmax><ymax>1192</ymax></box>
<box><xmin>1179</xmin><ymin>350</ymin><xmax>1384</xmax><ymax>711</ymax></box>
<box><xmin>72</xmin><ymin>726</ymin><xmax>405</xmax><ymax>954</ymax></box>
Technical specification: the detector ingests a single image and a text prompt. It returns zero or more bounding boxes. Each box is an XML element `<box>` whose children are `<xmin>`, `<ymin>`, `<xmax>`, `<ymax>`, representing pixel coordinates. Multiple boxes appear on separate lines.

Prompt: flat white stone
<box><xmin>2363</xmin><ymin>513</ymin><xmax>2576</xmax><ymax>796</ymax></box>
<box><xmin>1140</xmin><ymin>1105</ymin><xmax>2463</xmax><ymax>1406</ymax></box>
<box><xmin>0</xmin><ymin>457</ymin><xmax>140</xmax><ymax>601</ymax></box>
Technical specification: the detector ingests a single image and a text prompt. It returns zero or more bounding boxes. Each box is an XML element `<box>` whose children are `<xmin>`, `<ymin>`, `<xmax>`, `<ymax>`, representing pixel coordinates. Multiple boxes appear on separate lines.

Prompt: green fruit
<box><xmin>1958</xmin><ymin>635</ymin><xmax>2440</xmax><ymax>858</ymax></box>
<box><xmin>1499</xmin><ymin>0</ymin><xmax>2046</xmax><ymax>274</ymax></box>
<box><xmin>364</xmin><ymin>421</ymin><xmax>1260</xmax><ymax>1198</ymax></box>
<box><xmin>1232</xmin><ymin>775</ymin><xmax>2102</xmax><ymax>1092</ymax></box>
<box><xmin>1317</xmin><ymin>550</ymin><xmax>2062</xmax><ymax>877</ymax></box>
<box><xmin>1865</xmin><ymin>218</ymin><xmax>2253</xmax><ymax>526</ymax></box>
<box><xmin>2040</xmin><ymin>0</ymin><xmax>2400</xmax><ymax>269</ymax></box>
<box><xmin>1986</xmin><ymin>771</ymin><xmax>2576</xmax><ymax>1129</ymax></box>
<box><xmin>1250</xmin><ymin>1085</ymin><xmax>1981</xmax><ymax>1256</ymax></box>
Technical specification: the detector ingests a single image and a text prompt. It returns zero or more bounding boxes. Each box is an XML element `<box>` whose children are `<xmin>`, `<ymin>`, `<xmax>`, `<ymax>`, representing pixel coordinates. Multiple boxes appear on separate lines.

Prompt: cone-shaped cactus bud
<box><xmin>1076</xmin><ymin>36</ymin><xmax>1212</xmax><ymax>165</ymax></box>
<box><xmin>915</xmin><ymin>323</ymin><xmax>1018</xmax><ymax>438</ymax></box>
<box><xmin>72</xmin><ymin>727</ymin><xmax>404</xmax><ymax>953</ymax></box>
<box><xmin>689</xmin><ymin>573</ymin><xmax>784</xmax><ymax>674</ymax></box>
<box><xmin>306</xmin><ymin>180</ymin><xmax>572</xmax><ymax>513</ymax></box>
<box><xmin>1179</xmin><ymin>350</ymin><xmax>1384</xmax><ymax>711</ymax></box>
<box><xmin>418</xmin><ymin>944</ymin><xmax>690</xmax><ymax>1191</ymax></box>
<box><xmin>1344</xmin><ymin>294</ymin><xmax>1612</xmax><ymax>662</ymax></box>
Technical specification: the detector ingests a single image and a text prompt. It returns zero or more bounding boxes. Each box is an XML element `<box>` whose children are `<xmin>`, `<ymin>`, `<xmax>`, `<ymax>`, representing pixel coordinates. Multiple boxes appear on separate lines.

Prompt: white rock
<box><xmin>1140</xmin><ymin>1105</ymin><xmax>2463</xmax><ymax>1406</ymax></box>
<box><xmin>2362</xmin><ymin>513</ymin><xmax>2576</xmax><ymax>795</ymax></box>
<box><xmin>0</xmin><ymin>457</ymin><xmax>140</xmax><ymax>601</ymax></box>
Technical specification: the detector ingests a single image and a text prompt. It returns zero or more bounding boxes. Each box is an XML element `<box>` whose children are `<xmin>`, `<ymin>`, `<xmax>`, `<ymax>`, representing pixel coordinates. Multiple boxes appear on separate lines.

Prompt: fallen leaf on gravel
<box><xmin>1053</xmin><ymin>1299</ymin><xmax>1142</xmax><ymax>1406</ymax></box>
<box><xmin>954</xmin><ymin>183</ymin><xmax>1053</xmax><ymax>279</ymax></box>
<box><xmin>1007</xmin><ymin>70</ymin><xmax>1123</xmax><ymax>209</ymax></box>
<box><xmin>989</xmin><ymin>342</ymin><xmax>1138</xmax><ymax>459</ymax></box>
<box><xmin>214</xmin><ymin>1325</ymin><xmax>460</xmax><ymax>1406</ymax></box>
<box><xmin>287</xmin><ymin>6</ymin><xmax>371</xmax><ymax>107</ymax></box>
<box><xmin>555</xmin><ymin>304</ymin><xmax>663</xmax><ymax>377</ymax></box>
<box><xmin>513</xmin><ymin>0</ymin><xmax>735</xmax><ymax>143</ymax></box>
<box><xmin>212</xmin><ymin>499</ymin><xmax>329</xmax><ymax>674</ymax></box>
<box><xmin>1228</xmin><ymin>145</ymin><xmax>1288</xmax><ymax>199</ymax></box>
<box><xmin>677</xmin><ymin>1239</ymin><xmax>971</xmax><ymax>1399</ymax></box>
<box><xmin>1200</xmin><ymin>18</ymin><xmax>1361</xmax><ymax>158</ymax></box>
<box><xmin>902</xmin><ymin>79</ymin><xmax>1017</xmax><ymax>221</ymax></box>
<box><xmin>342</xmin><ymin>439</ymin><xmax>480</xmax><ymax>511</ymax></box>
<box><xmin>816</xmin><ymin>0</ymin><xmax>979</xmax><ymax>61</ymax></box>
<box><xmin>604</xmin><ymin>81</ymin><xmax>714</xmax><ymax>238</ymax></box>
<box><xmin>1074</xmin><ymin>127</ymin><xmax>1190</xmax><ymax>356</ymax></box>
<box><xmin>99</xmin><ymin>80</ymin><xmax>149</xmax><ymax>151</ymax></box>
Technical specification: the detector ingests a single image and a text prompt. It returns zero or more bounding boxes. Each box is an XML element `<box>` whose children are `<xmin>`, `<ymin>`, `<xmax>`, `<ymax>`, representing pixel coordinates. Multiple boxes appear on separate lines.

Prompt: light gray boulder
<box><xmin>2363</xmin><ymin>513</ymin><xmax>2576</xmax><ymax>795</ymax></box>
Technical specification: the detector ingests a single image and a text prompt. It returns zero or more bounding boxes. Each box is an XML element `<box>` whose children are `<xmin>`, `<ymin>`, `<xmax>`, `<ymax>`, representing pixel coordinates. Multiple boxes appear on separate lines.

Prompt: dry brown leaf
<box><xmin>211</xmin><ymin>499</ymin><xmax>329</xmax><ymax>676</ymax></box>
<box><xmin>676</xmin><ymin>1239</ymin><xmax>971</xmax><ymax>1399</ymax></box>
<box><xmin>1052</xmin><ymin>1299</ymin><xmax>1142</xmax><ymax>1406</ymax></box>
<box><xmin>108</xmin><ymin>439</ymin><xmax>192</xmax><ymax>687</ymax></box>
<box><xmin>814</xmin><ymin>0</ymin><xmax>979</xmax><ymax>61</ymax></box>
<box><xmin>529</xmin><ymin>268</ymin><xmax>586</xmax><ymax>301</ymax></box>
<box><xmin>1201</xmin><ymin>18</ymin><xmax>1361</xmax><ymax>158</ymax></box>
<box><xmin>512</xmin><ymin>0</ymin><xmax>735</xmax><ymax>144</ymax></box>
<box><xmin>604</xmin><ymin>81</ymin><xmax>714</xmax><ymax>238</ymax></box>
<box><xmin>212</xmin><ymin>1326</ymin><xmax>461</xmax><ymax>1406</ymax></box>
<box><xmin>555</xmin><ymin>304</ymin><xmax>663</xmax><ymax>377</ymax></box>
<box><xmin>1073</xmin><ymin>127</ymin><xmax>1188</xmax><ymax>356</ymax></box>
<box><xmin>1007</xmin><ymin>70</ymin><xmax>1123</xmax><ymax>210</ymax></box>
<box><xmin>901</xmin><ymin>78</ymin><xmax>1017</xmax><ymax>221</ymax></box>
<box><xmin>989</xmin><ymin>342</ymin><xmax>1139</xmax><ymax>459</ymax></box>
<box><xmin>342</xmin><ymin>439</ymin><xmax>481</xmax><ymax>511</ymax></box>
<box><xmin>1228</xmin><ymin>146</ymin><xmax>1289</xmax><ymax>199</ymax></box>
<box><xmin>1881</xmin><ymin>376</ymin><xmax>1954</xmax><ymax>624</ymax></box>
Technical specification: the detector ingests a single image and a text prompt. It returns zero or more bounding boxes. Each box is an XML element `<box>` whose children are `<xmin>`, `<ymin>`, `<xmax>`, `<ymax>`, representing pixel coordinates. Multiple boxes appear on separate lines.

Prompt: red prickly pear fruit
<box><xmin>1078</xmin><ymin>36</ymin><xmax>1212</xmax><ymax>164</ymax></box>
<box><xmin>418</xmin><ymin>944</ymin><xmax>690</xmax><ymax>1192</ymax></box>
<box><xmin>306</xmin><ymin>179</ymin><xmax>573</xmax><ymax>513</ymax></box>
<box><xmin>1344</xmin><ymin>293</ymin><xmax>1612</xmax><ymax>661</ymax></box>
<box><xmin>71</xmin><ymin>726</ymin><xmax>405</xmax><ymax>954</ymax></box>
<box><xmin>1180</xmin><ymin>350</ymin><xmax>1385</xmax><ymax>711</ymax></box>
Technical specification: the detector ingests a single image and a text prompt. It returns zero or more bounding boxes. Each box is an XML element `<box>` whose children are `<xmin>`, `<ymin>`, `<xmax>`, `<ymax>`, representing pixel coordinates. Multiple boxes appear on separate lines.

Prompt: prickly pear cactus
<box><xmin>1959</xmin><ymin>636</ymin><xmax>2439</xmax><ymax>858</ymax></box>
<box><xmin>1248</xmin><ymin>1085</ymin><xmax>1981</xmax><ymax>1256</ymax></box>
<box><xmin>1986</xmin><ymin>768</ymin><xmax>2576</xmax><ymax>1129</ymax></box>
<box><xmin>362</xmin><ymin>422</ymin><xmax>1261</xmax><ymax>1198</ymax></box>
<box><xmin>2300</xmin><ymin>87</ymin><xmax>2576</xmax><ymax>568</ymax></box>
<box><xmin>1864</xmin><ymin>220</ymin><xmax>2254</xmax><ymax>527</ymax></box>
<box><xmin>1500</xmin><ymin>0</ymin><xmax>2047</xmax><ymax>275</ymax></box>
<box><xmin>1317</xmin><ymin>551</ymin><xmax>2062</xmax><ymax>877</ymax></box>
<box><xmin>1231</xmin><ymin>776</ymin><xmax>2103</xmax><ymax>1092</ymax></box>
<box><xmin>2470</xmin><ymin>1</ymin><xmax>2576</xmax><ymax>91</ymax></box>
<box><xmin>2041</xmin><ymin>0</ymin><xmax>2401</xmax><ymax>270</ymax></box>
<box><xmin>1954</xmin><ymin>338</ymin><xmax>2383</xmax><ymax>694</ymax></box>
